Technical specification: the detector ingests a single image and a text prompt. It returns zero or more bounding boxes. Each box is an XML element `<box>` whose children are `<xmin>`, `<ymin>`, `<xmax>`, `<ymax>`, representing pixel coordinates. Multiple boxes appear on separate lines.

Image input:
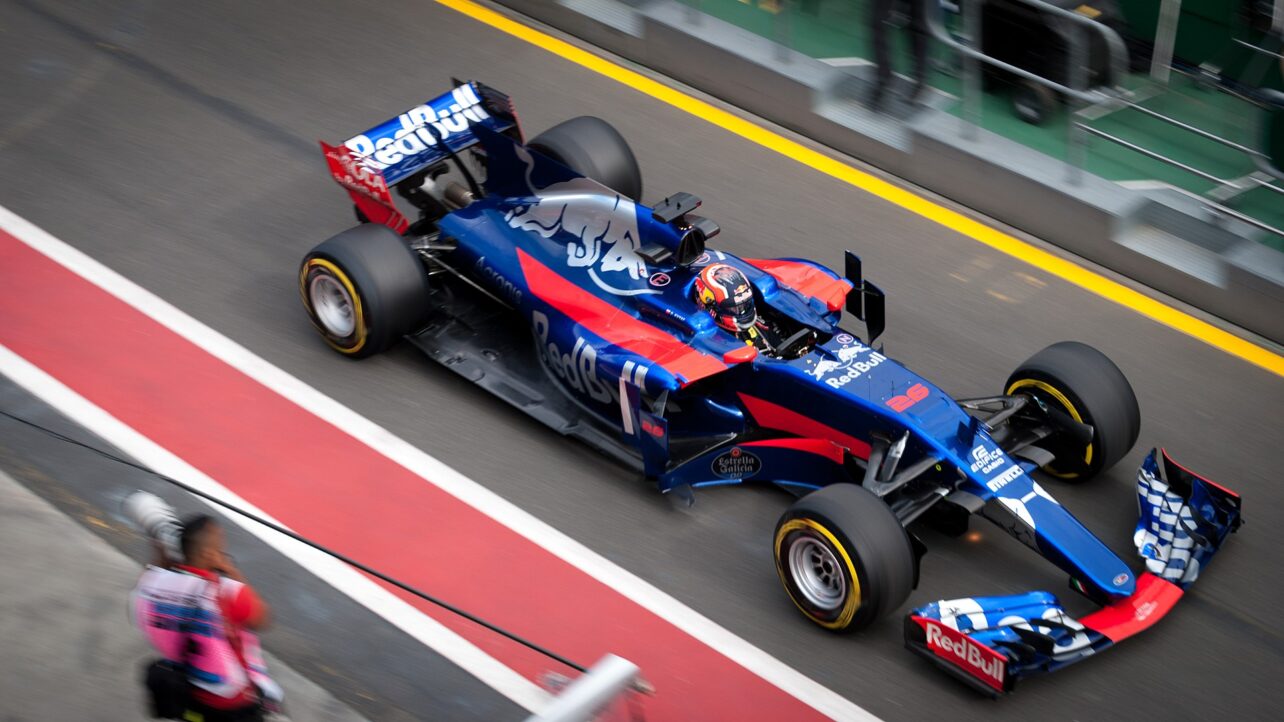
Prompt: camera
<box><xmin>123</xmin><ymin>491</ymin><xmax>184</xmax><ymax>564</ymax></box>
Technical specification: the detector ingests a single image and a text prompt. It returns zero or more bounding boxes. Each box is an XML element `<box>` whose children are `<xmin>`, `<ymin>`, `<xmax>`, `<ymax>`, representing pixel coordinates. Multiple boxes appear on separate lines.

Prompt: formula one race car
<box><xmin>298</xmin><ymin>82</ymin><xmax>1243</xmax><ymax>696</ymax></box>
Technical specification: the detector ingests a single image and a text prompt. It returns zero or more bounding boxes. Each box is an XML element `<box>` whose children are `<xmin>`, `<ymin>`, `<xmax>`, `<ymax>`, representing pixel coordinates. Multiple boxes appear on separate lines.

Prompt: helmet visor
<box><xmin>718</xmin><ymin>287</ymin><xmax>757</xmax><ymax>330</ymax></box>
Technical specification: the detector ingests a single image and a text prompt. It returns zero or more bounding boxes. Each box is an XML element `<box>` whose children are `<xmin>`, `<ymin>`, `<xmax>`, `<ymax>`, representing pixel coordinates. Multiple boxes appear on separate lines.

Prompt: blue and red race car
<box><xmin>298</xmin><ymin>82</ymin><xmax>1243</xmax><ymax>696</ymax></box>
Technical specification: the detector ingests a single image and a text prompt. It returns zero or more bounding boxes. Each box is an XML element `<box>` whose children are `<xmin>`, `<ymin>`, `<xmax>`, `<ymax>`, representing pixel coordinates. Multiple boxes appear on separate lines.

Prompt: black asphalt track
<box><xmin>1</xmin><ymin>1</ymin><xmax>1281</xmax><ymax>719</ymax></box>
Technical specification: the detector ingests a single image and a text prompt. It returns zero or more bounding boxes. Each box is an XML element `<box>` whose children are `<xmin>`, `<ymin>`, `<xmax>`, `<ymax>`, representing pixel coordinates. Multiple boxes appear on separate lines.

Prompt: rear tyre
<box><xmin>528</xmin><ymin>116</ymin><xmax>643</xmax><ymax>201</ymax></box>
<box><xmin>1005</xmin><ymin>341</ymin><xmax>1140</xmax><ymax>481</ymax></box>
<box><xmin>774</xmin><ymin>484</ymin><xmax>914</xmax><ymax>632</ymax></box>
<box><xmin>299</xmin><ymin>224</ymin><xmax>430</xmax><ymax>358</ymax></box>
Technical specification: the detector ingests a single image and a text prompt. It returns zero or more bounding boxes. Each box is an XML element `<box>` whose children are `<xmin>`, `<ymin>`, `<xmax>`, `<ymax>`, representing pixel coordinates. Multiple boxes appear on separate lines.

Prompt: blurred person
<box><xmin>869</xmin><ymin>0</ymin><xmax>931</xmax><ymax>108</ymax></box>
<box><xmin>133</xmin><ymin>514</ymin><xmax>282</xmax><ymax>721</ymax></box>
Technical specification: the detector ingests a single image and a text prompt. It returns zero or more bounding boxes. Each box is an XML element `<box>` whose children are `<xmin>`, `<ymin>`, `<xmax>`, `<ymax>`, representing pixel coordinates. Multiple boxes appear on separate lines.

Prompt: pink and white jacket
<box><xmin>132</xmin><ymin>565</ymin><xmax>282</xmax><ymax>706</ymax></box>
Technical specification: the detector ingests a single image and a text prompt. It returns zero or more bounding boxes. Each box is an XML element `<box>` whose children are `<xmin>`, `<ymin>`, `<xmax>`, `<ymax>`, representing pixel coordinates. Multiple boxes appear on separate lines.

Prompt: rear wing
<box><xmin>320</xmin><ymin>81</ymin><xmax>519</xmax><ymax>233</ymax></box>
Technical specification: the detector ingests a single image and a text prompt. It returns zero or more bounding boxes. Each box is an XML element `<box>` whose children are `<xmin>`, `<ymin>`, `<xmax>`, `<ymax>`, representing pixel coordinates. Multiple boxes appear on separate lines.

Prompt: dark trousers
<box><xmin>870</xmin><ymin>0</ymin><xmax>930</xmax><ymax>88</ymax></box>
<box><xmin>181</xmin><ymin>699</ymin><xmax>264</xmax><ymax>722</ymax></box>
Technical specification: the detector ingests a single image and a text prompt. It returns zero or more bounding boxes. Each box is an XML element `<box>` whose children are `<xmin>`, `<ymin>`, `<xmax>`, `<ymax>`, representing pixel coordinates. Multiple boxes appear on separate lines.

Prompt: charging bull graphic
<box><xmin>504</xmin><ymin>146</ymin><xmax>657</xmax><ymax>296</ymax></box>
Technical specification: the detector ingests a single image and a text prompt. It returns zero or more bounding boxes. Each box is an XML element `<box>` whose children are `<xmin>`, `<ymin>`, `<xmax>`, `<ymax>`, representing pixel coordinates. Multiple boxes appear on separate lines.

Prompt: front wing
<box><xmin>904</xmin><ymin>448</ymin><xmax>1243</xmax><ymax>696</ymax></box>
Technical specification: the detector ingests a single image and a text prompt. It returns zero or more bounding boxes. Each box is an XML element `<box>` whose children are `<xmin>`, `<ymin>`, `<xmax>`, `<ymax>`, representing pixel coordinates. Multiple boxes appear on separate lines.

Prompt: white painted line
<box><xmin>0</xmin><ymin>342</ymin><xmax>552</xmax><ymax>713</ymax></box>
<box><xmin>0</xmin><ymin>204</ymin><xmax>880</xmax><ymax>721</ymax></box>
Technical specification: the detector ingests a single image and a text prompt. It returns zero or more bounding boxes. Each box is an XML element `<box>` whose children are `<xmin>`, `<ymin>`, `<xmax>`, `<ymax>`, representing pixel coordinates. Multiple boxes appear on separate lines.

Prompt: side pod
<box><xmin>619</xmin><ymin>379</ymin><xmax>668</xmax><ymax>479</ymax></box>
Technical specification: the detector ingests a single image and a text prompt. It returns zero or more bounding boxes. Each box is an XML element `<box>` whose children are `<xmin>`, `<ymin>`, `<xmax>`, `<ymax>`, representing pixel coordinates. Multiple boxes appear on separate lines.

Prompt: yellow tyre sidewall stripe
<box><xmin>775</xmin><ymin>517</ymin><xmax>862</xmax><ymax>630</ymax></box>
<box><xmin>300</xmin><ymin>257</ymin><xmax>368</xmax><ymax>355</ymax></box>
<box><xmin>436</xmin><ymin>0</ymin><xmax>1284</xmax><ymax>379</ymax></box>
<box><xmin>1006</xmin><ymin>378</ymin><xmax>1091</xmax><ymax>478</ymax></box>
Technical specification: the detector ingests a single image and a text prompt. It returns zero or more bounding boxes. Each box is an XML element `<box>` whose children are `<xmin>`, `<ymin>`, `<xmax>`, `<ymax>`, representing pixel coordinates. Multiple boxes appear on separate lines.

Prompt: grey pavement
<box><xmin>0</xmin><ymin>466</ymin><xmax>369</xmax><ymax>722</ymax></box>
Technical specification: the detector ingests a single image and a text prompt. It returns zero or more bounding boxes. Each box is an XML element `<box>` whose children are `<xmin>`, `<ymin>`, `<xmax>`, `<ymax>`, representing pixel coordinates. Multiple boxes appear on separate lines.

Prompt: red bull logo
<box><xmin>344</xmin><ymin>85</ymin><xmax>490</xmax><ymax>169</ymax></box>
<box><xmin>921</xmin><ymin>619</ymin><xmax>1007</xmax><ymax>692</ymax></box>
<box><xmin>505</xmin><ymin>147</ymin><xmax>655</xmax><ymax>297</ymax></box>
<box><xmin>532</xmin><ymin>310</ymin><xmax>613</xmax><ymax>404</ymax></box>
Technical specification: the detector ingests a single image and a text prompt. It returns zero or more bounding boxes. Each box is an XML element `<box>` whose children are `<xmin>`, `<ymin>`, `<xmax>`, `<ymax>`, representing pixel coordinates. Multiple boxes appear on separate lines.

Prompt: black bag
<box><xmin>143</xmin><ymin>657</ymin><xmax>189</xmax><ymax>719</ymax></box>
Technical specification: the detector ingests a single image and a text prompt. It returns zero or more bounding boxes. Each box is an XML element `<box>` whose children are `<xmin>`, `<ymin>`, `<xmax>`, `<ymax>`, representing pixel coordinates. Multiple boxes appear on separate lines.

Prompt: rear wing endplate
<box><xmin>320</xmin><ymin>141</ymin><xmax>409</xmax><ymax>234</ymax></box>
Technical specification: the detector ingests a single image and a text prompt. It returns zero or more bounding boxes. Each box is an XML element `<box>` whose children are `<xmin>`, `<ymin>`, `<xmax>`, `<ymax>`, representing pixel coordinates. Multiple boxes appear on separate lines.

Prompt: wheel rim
<box><xmin>788</xmin><ymin>534</ymin><xmax>847</xmax><ymax>610</ymax></box>
<box><xmin>1006</xmin><ymin>378</ymin><xmax>1091</xmax><ymax>478</ymax></box>
<box><xmin>309</xmin><ymin>273</ymin><xmax>357</xmax><ymax>338</ymax></box>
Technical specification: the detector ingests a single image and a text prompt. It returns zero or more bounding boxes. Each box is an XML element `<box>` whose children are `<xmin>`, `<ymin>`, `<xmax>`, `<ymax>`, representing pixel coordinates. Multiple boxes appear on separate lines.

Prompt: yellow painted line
<box><xmin>437</xmin><ymin>0</ymin><xmax>1284</xmax><ymax>378</ymax></box>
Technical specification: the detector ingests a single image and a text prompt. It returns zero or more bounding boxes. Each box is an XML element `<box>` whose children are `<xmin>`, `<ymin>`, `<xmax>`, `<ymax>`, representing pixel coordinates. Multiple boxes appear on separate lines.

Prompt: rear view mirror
<box><xmin>843</xmin><ymin>250</ymin><xmax>885</xmax><ymax>344</ymax></box>
<box><xmin>845</xmin><ymin>252</ymin><xmax>864</xmax><ymax>318</ymax></box>
<box><xmin>862</xmin><ymin>282</ymin><xmax>886</xmax><ymax>345</ymax></box>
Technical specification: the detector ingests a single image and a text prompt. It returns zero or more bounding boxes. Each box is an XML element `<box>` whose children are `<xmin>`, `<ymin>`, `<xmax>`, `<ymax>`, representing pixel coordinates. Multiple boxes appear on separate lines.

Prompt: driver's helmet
<box><xmin>694</xmin><ymin>263</ymin><xmax>757</xmax><ymax>332</ymax></box>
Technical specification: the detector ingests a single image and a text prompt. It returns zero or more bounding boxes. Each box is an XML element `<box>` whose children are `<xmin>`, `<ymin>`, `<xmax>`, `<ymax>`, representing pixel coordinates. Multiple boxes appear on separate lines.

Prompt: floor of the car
<box><xmin>405</xmin><ymin>279</ymin><xmax>646</xmax><ymax>471</ymax></box>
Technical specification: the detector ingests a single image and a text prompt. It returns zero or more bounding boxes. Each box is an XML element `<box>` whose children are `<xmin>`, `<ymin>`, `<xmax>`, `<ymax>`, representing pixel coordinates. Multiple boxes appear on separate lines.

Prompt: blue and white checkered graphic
<box><xmin>1134</xmin><ymin>460</ymin><xmax>1202</xmax><ymax>584</ymax></box>
<box><xmin>1133</xmin><ymin>449</ymin><xmax>1241</xmax><ymax>591</ymax></box>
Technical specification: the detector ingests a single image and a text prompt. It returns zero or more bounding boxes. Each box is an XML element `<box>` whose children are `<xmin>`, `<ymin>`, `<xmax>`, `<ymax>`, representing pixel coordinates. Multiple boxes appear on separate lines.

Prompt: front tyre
<box><xmin>1005</xmin><ymin>341</ymin><xmax>1140</xmax><ymax>481</ymax></box>
<box><xmin>299</xmin><ymin>224</ymin><xmax>430</xmax><ymax>358</ymax></box>
<box><xmin>774</xmin><ymin>484</ymin><xmax>914</xmax><ymax>632</ymax></box>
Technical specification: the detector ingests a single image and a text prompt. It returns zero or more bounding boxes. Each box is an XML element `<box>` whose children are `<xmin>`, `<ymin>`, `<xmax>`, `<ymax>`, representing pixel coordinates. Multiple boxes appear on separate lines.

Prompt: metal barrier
<box><xmin>1074</xmin><ymin>97</ymin><xmax>1284</xmax><ymax>212</ymax></box>
<box><xmin>921</xmin><ymin>0</ymin><xmax>1130</xmax><ymax>180</ymax></box>
<box><xmin>1072</xmin><ymin>14</ymin><xmax>1284</xmax><ymax>238</ymax></box>
<box><xmin>1078</xmin><ymin>124</ymin><xmax>1284</xmax><ymax>238</ymax></box>
<box><xmin>528</xmin><ymin>655</ymin><xmax>647</xmax><ymax>722</ymax></box>
<box><xmin>1147</xmin><ymin>0</ymin><xmax>1180</xmax><ymax>84</ymax></box>
<box><xmin>921</xmin><ymin>0</ymin><xmax>1282</xmax><ymax>234</ymax></box>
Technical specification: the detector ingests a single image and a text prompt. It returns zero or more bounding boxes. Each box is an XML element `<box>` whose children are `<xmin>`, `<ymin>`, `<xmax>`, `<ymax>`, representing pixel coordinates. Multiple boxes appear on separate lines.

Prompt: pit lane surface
<box><xmin>2</xmin><ymin>0</ymin><xmax>1282</xmax><ymax>719</ymax></box>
